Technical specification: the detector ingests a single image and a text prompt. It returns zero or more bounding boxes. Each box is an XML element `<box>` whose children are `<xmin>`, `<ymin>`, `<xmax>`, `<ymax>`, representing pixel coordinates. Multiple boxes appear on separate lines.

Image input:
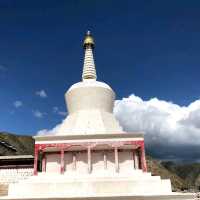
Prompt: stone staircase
<box><xmin>0</xmin><ymin>184</ymin><xmax>8</xmax><ymax>196</ymax></box>
<box><xmin>8</xmin><ymin>170</ymin><xmax>172</xmax><ymax>197</ymax></box>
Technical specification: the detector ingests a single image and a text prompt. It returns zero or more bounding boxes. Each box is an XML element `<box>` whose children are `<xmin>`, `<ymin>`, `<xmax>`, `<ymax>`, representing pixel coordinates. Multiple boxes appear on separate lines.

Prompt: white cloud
<box><xmin>33</xmin><ymin>110</ymin><xmax>45</xmax><ymax>118</ymax></box>
<box><xmin>13</xmin><ymin>101</ymin><xmax>23</xmax><ymax>108</ymax></box>
<box><xmin>35</xmin><ymin>90</ymin><xmax>47</xmax><ymax>98</ymax></box>
<box><xmin>114</xmin><ymin>94</ymin><xmax>200</xmax><ymax>147</ymax></box>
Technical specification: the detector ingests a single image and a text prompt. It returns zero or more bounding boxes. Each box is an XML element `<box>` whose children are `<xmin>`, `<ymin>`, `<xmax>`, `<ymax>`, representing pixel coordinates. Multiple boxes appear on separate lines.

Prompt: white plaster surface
<box><xmin>64</xmin><ymin>152</ymin><xmax>74</xmax><ymax>173</ymax></box>
<box><xmin>119</xmin><ymin>151</ymin><xmax>134</xmax><ymax>172</ymax></box>
<box><xmin>34</xmin><ymin>133</ymin><xmax>144</xmax><ymax>144</ymax></box>
<box><xmin>54</xmin><ymin>81</ymin><xmax>123</xmax><ymax>135</ymax></box>
<box><xmin>76</xmin><ymin>152</ymin><xmax>88</xmax><ymax>174</ymax></box>
<box><xmin>92</xmin><ymin>152</ymin><xmax>104</xmax><ymax>172</ymax></box>
<box><xmin>46</xmin><ymin>154</ymin><xmax>60</xmax><ymax>173</ymax></box>
<box><xmin>7</xmin><ymin>171</ymin><xmax>173</xmax><ymax>198</ymax></box>
<box><xmin>45</xmin><ymin>149</ymin><xmax>138</xmax><ymax>174</ymax></box>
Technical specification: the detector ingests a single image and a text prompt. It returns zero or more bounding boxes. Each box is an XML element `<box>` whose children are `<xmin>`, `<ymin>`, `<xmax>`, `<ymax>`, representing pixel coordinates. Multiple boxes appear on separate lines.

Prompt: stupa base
<box><xmin>6</xmin><ymin>170</ymin><xmax>171</xmax><ymax>197</ymax></box>
<box><xmin>0</xmin><ymin>172</ymin><xmax>193</xmax><ymax>200</ymax></box>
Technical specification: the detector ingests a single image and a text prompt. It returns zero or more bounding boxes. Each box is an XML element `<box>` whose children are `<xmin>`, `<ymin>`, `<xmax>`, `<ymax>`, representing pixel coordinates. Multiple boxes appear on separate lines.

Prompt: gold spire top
<box><xmin>83</xmin><ymin>30</ymin><xmax>95</xmax><ymax>49</ymax></box>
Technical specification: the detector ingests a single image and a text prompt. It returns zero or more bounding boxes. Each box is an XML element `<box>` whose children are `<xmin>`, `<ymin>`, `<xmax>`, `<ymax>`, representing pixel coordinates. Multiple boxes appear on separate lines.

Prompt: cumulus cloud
<box><xmin>35</xmin><ymin>90</ymin><xmax>47</xmax><ymax>98</ymax></box>
<box><xmin>33</xmin><ymin>110</ymin><xmax>45</xmax><ymax>118</ymax></box>
<box><xmin>114</xmin><ymin>95</ymin><xmax>200</xmax><ymax>146</ymax></box>
<box><xmin>37</xmin><ymin>94</ymin><xmax>200</xmax><ymax>161</ymax></box>
<box><xmin>13</xmin><ymin>101</ymin><xmax>23</xmax><ymax>108</ymax></box>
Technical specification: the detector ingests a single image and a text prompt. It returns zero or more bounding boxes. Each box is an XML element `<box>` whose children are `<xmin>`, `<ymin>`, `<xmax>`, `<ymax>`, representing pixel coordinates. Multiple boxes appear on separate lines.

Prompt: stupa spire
<box><xmin>82</xmin><ymin>31</ymin><xmax>97</xmax><ymax>81</ymax></box>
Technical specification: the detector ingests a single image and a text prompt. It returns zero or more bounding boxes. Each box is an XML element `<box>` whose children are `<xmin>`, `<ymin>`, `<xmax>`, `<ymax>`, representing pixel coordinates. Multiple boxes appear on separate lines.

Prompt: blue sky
<box><xmin>0</xmin><ymin>0</ymin><xmax>200</xmax><ymax>154</ymax></box>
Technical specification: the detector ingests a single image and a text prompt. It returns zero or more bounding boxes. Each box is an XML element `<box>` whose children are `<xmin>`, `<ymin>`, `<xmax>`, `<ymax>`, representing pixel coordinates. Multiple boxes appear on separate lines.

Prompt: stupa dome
<box><xmin>66</xmin><ymin>79</ymin><xmax>114</xmax><ymax>114</ymax></box>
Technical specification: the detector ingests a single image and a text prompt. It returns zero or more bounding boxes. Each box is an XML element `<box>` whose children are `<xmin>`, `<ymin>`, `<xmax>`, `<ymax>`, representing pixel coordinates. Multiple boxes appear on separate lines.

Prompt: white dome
<box><xmin>66</xmin><ymin>79</ymin><xmax>115</xmax><ymax>114</ymax></box>
<box><xmin>54</xmin><ymin>79</ymin><xmax>123</xmax><ymax>135</ymax></box>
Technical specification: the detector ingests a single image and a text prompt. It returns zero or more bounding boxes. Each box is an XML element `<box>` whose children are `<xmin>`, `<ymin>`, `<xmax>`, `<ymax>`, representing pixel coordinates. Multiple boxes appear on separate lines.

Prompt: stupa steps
<box><xmin>14</xmin><ymin>171</ymin><xmax>163</xmax><ymax>184</ymax></box>
<box><xmin>8</xmin><ymin>179</ymin><xmax>171</xmax><ymax>197</ymax></box>
<box><xmin>21</xmin><ymin>176</ymin><xmax>162</xmax><ymax>183</ymax></box>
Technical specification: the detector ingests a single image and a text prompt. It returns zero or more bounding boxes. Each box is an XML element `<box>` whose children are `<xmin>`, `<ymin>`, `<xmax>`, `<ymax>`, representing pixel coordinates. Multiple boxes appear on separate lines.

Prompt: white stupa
<box><xmin>2</xmin><ymin>31</ymin><xmax>194</xmax><ymax>200</ymax></box>
<box><xmin>55</xmin><ymin>31</ymin><xmax>123</xmax><ymax>135</ymax></box>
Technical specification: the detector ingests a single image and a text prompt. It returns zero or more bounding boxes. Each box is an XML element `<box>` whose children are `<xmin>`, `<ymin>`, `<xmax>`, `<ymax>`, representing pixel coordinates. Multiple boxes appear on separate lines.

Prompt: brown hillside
<box><xmin>0</xmin><ymin>132</ymin><xmax>34</xmax><ymax>156</ymax></box>
<box><xmin>146</xmin><ymin>156</ymin><xmax>187</xmax><ymax>191</ymax></box>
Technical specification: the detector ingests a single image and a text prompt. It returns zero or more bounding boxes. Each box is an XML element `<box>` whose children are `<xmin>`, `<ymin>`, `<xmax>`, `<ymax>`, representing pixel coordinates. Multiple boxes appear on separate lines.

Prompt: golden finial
<box><xmin>83</xmin><ymin>30</ymin><xmax>95</xmax><ymax>49</ymax></box>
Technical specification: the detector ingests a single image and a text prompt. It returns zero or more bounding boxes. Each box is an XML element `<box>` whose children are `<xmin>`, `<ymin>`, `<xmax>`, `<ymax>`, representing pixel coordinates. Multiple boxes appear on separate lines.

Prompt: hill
<box><xmin>0</xmin><ymin>132</ymin><xmax>34</xmax><ymax>156</ymax></box>
<box><xmin>146</xmin><ymin>156</ymin><xmax>187</xmax><ymax>191</ymax></box>
<box><xmin>162</xmin><ymin>161</ymin><xmax>200</xmax><ymax>190</ymax></box>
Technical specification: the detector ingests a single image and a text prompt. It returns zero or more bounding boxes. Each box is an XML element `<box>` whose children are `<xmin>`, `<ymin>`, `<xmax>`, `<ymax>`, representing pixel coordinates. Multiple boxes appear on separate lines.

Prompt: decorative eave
<box><xmin>34</xmin><ymin>132</ymin><xmax>144</xmax><ymax>142</ymax></box>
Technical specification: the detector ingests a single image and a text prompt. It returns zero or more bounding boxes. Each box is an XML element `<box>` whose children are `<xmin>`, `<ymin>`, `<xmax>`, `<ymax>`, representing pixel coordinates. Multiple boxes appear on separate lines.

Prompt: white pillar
<box><xmin>87</xmin><ymin>147</ymin><xmax>92</xmax><ymax>173</ymax></box>
<box><xmin>72</xmin><ymin>153</ymin><xmax>76</xmax><ymax>171</ymax></box>
<box><xmin>42</xmin><ymin>153</ymin><xmax>46</xmax><ymax>172</ymax></box>
<box><xmin>132</xmin><ymin>150</ymin><xmax>135</xmax><ymax>169</ymax></box>
<box><xmin>140</xmin><ymin>145</ymin><xmax>147</xmax><ymax>172</ymax></box>
<box><xmin>134</xmin><ymin>150</ymin><xmax>139</xmax><ymax>169</ymax></box>
<box><xmin>114</xmin><ymin>147</ymin><xmax>119</xmax><ymax>173</ymax></box>
<box><xmin>103</xmin><ymin>152</ymin><xmax>107</xmax><ymax>170</ymax></box>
